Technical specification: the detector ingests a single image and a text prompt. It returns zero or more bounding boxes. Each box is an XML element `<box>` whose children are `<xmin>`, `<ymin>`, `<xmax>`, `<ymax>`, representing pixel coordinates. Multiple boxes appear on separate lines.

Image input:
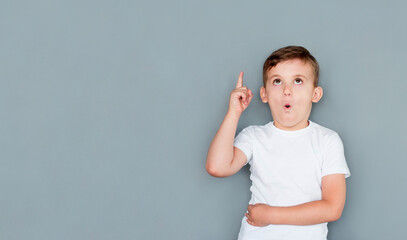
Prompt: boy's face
<box><xmin>260</xmin><ymin>58</ymin><xmax>323</xmax><ymax>131</ymax></box>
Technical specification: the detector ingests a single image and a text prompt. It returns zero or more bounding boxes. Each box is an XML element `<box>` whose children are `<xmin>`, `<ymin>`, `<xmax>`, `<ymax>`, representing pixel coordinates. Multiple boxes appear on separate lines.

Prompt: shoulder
<box><xmin>311</xmin><ymin>121</ymin><xmax>341</xmax><ymax>139</ymax></box>
<box><xmin>235</xmin><ymin>122</ymin><xmax>272</xmax><ymax>141</ymax></box>
<box><xmin>240</xmin><ymin>122</ymin><xmax>272</xmax><ymax>134</ymax></box>
<box><xmin>310</xmin><ymin>121</ymin><xmax>344</xmax><ymax>148</ymax></box>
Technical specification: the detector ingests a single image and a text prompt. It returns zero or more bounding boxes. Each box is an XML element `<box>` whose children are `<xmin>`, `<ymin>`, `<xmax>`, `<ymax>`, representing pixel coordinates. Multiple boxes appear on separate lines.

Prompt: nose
<box><xmin>283</xmin><ymin>85</ymin><xmax>292</xmax><ymax>96</ymax></box>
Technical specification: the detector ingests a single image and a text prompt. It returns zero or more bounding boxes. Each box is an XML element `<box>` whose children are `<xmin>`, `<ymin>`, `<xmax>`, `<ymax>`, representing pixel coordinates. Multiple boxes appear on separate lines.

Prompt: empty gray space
<box><xmin>1</xmin><ymin>0</ymin><xmax>406</xmax><ymax>239</ymax></box>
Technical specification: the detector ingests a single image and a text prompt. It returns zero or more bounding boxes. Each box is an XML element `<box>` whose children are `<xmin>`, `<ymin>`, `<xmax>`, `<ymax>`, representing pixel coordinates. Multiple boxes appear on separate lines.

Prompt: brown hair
<box><xmin>263</xmin><ymin>46</ymin><xmax>319</xmax><ymax>87</ymax></box>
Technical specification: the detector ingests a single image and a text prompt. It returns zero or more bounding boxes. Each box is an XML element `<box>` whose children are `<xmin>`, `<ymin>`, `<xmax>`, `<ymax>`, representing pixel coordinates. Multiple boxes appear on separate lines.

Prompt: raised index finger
<box><xmin>236</xmin><ymin>71</ymin><xmax>244</xmax><ymax>88</ymax></box>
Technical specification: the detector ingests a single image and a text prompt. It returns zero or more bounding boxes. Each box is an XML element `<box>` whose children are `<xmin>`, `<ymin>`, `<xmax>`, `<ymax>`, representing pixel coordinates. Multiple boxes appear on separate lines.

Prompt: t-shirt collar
<box><xmin>269</xmin><ymin>120</ymin><xmax>314</xmax><ymax>136</ymax></box>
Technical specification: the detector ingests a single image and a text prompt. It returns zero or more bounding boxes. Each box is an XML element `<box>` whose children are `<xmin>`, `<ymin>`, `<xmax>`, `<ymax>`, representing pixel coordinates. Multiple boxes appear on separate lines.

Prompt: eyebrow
<box><xmin>293</xmin><ymin>74</ymin><xmax>308</xmax><ymax>80</ymax></box>
<box><xmin>268</xmin><ymin>74</ymin><xmax>308</xmax><ymax>80</ymax></box>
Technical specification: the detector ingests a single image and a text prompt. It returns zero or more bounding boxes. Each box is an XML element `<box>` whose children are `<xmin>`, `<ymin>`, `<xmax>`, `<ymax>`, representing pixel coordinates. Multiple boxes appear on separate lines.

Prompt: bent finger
<box><xmin>246</xmin><ymin>219</ymin><xmax>255</xmax><ymax>226</ymax></box>
<box><xmin>247</xmin><ymin>94</ymin><xmax>253</xmax><ymax>103</ymax></box>
<box><xmin>239</xmin><ymin>91</ymin><xmax>247</xmax><ymax>103</ymax></box>
<box><xmin>245</xmin><ymin>89</ymin><xmax>251</xmax><ymax>102</ymax></box>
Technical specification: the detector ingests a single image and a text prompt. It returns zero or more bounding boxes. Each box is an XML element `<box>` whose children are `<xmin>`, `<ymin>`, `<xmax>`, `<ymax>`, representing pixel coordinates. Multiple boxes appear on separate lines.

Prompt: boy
<box><xmin>206</xmin><ymin>46</ymin><xmax>350</xmax><ymax>240</ymax></box>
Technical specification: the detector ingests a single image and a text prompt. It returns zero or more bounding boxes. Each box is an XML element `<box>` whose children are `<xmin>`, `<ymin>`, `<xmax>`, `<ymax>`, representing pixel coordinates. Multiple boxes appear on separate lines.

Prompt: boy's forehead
<box><xmin>266</xmin><ymin>59</ymin><xmax>314</xmax><ymax>79</ymax></box>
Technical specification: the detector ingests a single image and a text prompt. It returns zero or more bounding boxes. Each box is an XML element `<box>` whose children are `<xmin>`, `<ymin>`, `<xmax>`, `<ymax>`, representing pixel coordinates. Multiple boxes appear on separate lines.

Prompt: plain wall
<box><xmin>1</xmin><ymin>0</ymin><xmax>406</xmax><ymax>239</ymax></box>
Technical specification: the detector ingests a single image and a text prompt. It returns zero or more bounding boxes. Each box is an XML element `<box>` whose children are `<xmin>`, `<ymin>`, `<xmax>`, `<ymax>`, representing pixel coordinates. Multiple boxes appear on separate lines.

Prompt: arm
<box><xmin>206</xmin><ymin>72</ymin><xmax>253</xmax><ymax>178</ymax></box>
<box><xmin>246</xmin><ymin>174</ymin><xmax>346</xmax><ymax>226</ymax></box>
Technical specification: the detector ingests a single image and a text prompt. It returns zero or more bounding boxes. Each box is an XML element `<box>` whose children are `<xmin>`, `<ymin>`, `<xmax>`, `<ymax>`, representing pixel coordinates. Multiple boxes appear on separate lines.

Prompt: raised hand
<box><xmin>229</xmin><ymin>72</ymin><xmax>253</xmax><ymax>115</ymax></box>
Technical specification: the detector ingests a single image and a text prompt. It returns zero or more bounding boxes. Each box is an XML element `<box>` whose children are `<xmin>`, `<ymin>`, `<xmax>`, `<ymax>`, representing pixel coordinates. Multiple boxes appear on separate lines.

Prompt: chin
<box><xmin>276</xmin><ymin>116</ymin><xmax>298</xmax><ymax>125</ymax></box>
<box><xmin>273</xmin><ymin>115</ymin><xmax>307</xmax><ymax>129</ymax></box>
<box><xmin>279</xmin><ymin>121</ymin><xmax>299</xmax><ymax>128</ymax></box>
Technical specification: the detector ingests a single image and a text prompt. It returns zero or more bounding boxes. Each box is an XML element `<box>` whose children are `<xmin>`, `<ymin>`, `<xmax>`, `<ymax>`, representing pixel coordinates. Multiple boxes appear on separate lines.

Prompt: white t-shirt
<box><xmin>233</xmin><ymin>120</ymin><xmax>351</xmax><ymax>240</ymax></box>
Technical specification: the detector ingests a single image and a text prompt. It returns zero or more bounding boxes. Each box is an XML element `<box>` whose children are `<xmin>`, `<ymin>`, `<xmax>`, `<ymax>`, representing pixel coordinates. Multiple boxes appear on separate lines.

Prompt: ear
<box><xmin>260</xmin><ymin>86</ymin><xmax>268</xmax><ymax>103</ymax></box>
<box><xmin>312</xmin><ymin>86</ymin><xmax>323</xmax><ymax>103</ymax></box>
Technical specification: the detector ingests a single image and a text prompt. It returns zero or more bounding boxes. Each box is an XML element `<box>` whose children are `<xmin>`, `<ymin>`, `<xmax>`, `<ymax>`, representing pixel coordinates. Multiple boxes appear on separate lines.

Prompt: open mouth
<box><xmin>284</xmin><ymin>104</ymin><xmax>291</xmax><ymax>110</ymax></box>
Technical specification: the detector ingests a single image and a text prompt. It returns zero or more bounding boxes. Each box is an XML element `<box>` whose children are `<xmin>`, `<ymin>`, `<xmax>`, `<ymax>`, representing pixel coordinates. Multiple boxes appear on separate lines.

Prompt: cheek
<box><xmin>296</xmin><ymin>94</ymin><xmax>311</xmax><ymax>101</ymax></box>
<box><xmin>268</xmin><ymin>94</ymin><xmax>281</xmax><ymax>104</ymax></box>
<box><xmin>267</xmin><ymin>88</ymin><xmax>281</xmax><ymax>98</ymax></box>
<box><xmin>292</xmin><ymin>88</ymin><xmax>314</xmax><ymax>101</ymax></box>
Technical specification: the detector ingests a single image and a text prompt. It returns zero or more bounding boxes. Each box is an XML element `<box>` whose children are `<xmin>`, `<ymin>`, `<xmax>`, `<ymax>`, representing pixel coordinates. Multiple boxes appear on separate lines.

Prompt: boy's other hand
<box><xmin>229</xmin><ymin>72</ymin><xmax>253</xmax><ymax>116</ymax></box>
<box><xmin>246</xmin><ymin>203</ymin><xmax>272</xmax><ymax>227</ymax></box>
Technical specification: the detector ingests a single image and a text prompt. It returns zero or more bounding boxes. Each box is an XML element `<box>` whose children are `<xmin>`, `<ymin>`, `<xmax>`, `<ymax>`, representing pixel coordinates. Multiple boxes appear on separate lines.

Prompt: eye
<box><xmin>273</xmin><ymin>79</ymin><xmax>282</xmax><ymax>85</ymax></box>
<box><xmin>294</xmin><ymin>78</ymin><xmax>303</xmax><ymax>84</ymax></box>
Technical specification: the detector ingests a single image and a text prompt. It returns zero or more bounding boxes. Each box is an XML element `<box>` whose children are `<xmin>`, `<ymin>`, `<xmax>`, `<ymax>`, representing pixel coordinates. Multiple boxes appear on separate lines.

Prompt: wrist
<box><xmin>227</xmin><ymin>109</ymin><xmax>242</xmax><ymax>119</ymax></box>
<box><xmin>267</xmin><ymin>206</ymin><xmax>278</xmax><ymax>225</ymax></box>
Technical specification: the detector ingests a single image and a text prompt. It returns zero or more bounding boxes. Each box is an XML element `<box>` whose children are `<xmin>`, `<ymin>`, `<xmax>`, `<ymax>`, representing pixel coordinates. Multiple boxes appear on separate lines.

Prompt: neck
<box><xmin>273</xmin><ymin>120</ymin><xmax>310</xmax><ymax>131</ymax></box>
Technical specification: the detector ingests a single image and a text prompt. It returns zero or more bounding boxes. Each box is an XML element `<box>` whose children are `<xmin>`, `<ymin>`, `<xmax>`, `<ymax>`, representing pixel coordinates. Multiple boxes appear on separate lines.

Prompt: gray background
<box><xmin>1</xmin><ymin>0</ymin><xmax>406</xmax><ymax>239</ymax></box>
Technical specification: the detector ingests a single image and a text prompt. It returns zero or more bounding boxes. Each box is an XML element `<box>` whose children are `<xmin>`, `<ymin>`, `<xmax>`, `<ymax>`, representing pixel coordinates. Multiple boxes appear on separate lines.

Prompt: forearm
<box><xmin>206</xmin><ymin>110</ymin><xmax>241</xmax><ymax>174</ymax></box>
<box><xmin>267</xmin><ymin>200</ymin><xmax>342</xmax><ymax>225</ymax></box>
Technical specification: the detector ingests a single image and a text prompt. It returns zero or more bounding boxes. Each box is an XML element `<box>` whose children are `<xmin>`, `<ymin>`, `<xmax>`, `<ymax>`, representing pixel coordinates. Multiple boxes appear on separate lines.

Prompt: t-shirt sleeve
<box><xmin>322</xmin><ymin>133</ymin><xmax>351</xmax><ymax>178</ymax></box>
<box><xmin>233</xmin><ymin>126</ymin><xmax>253</xmax><ymax>166</ymax></box>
